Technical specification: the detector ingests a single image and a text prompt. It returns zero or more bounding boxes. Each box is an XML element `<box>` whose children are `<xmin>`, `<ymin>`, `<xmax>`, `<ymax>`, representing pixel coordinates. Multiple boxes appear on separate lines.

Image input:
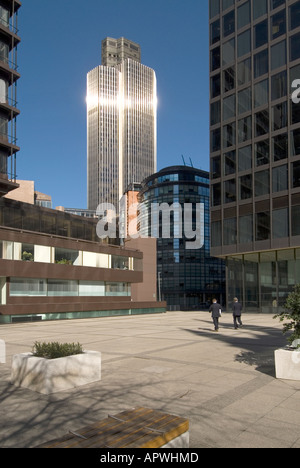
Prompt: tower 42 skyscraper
<box><xmin>87</xmin><ymin>37</ymin><xmax>157</xmax><ymax>212</ymax></box>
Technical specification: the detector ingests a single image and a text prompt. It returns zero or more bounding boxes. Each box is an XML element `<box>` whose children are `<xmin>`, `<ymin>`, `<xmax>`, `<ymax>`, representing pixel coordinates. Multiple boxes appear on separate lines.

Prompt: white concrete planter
<box><xmin>275</xmin><ymin>348</ymin><xmax>300</xmax><ymax>381</ymax></box>
<box><xmin>11</xmin><ymin>351</ymin><xmax>101</xmax><ymax>394</ymax></box>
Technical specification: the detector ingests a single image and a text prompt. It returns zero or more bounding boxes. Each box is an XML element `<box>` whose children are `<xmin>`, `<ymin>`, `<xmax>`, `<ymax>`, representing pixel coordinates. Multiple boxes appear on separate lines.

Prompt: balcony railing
<box><xmin>0</xmin><ymin>17</ymin><xmax>19</xmax><ymax>36</ymax></box>
<box><xmin>0</xmin><ymin>55</ymin><xmax>18</xmax><ymax>72</ymax></box>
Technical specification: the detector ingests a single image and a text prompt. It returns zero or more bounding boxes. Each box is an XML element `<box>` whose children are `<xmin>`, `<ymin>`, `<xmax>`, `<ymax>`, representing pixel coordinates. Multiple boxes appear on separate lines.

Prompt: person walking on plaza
<box><xmin>209</xmin><ymin>298</ymin><xmax>222</xmax><ymax>332</ymax></box>
<box><xmin>232</xmin><ymin>297</ymin><xmax>243</xmax><ymax>329</ymax></box>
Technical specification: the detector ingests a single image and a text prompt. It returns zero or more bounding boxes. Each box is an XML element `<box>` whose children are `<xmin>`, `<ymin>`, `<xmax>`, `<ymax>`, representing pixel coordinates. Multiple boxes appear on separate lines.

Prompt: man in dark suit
<box><xmin>232</xmin><ymin>297</ymin><xmax>243</xmax><ymax>329</ymax></box>
<box><xmin>209</xmin><ymin>299</ymin><xmax>222</xmax><ymax>332</ymax></box>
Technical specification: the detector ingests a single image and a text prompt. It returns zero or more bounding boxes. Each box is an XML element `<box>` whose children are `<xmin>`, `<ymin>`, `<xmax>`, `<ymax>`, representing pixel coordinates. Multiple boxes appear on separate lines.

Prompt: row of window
<box><xmin>210</xmin><ymin>0</ymin><xmax>291</xmax><ymax>21</ymax></box>
<box><xmin>211</xmin><ymin>118</ymin><xmax>300</xmax><ymax>155</ymax></box>
<box><xmin>212</xmin><ymin>161</ymin><xmax>300</xmax><ymax>204</ymax></box>
<box><xmin>0</xmin><ymin>241</ymin><xmax>135</xmax><ymax>270</ymax></box>
<box><xmin>210</xmin><ymin>0</ymin><xmax>299</xmax><ymax>45</ymax></box>
<box><xmin>212</xmin><ymin>164</ymin><xmax>290</xmax><ymax>205</ymax></box>
<box><xmin>212</xmin><ymin>204</ymin><xmax>300</xmax><ymax>246</ymax></box>
<box><xmin>8</xmin><ymin>278</ymin><xmax>131</xmax><ymax>298</ymax></box>
<box><xmin>212</xmin><ymin>129</ymin><xmax>300</xmax><ymax>177</ymax></box>
<box><xmin>211</xmin><ymin>31</ymin><xmax>299</xmax><ymax>75</ymax></box>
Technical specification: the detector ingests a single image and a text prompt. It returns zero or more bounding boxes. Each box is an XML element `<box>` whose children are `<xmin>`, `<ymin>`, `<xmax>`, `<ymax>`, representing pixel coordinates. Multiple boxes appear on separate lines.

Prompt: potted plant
<box><xmin>11</xmin><ymin>341</ymin><xmax>101</xmax><ymax>394</ymax></box>
<box><xmin>274</xmin><ymin>285</ymin><xmax>300</xmax><ymax>381</ymax></box>
<box><xmin>22</xmin><ymin>251</ymin><xmax>33</xmax><ymax>262</ymax></box>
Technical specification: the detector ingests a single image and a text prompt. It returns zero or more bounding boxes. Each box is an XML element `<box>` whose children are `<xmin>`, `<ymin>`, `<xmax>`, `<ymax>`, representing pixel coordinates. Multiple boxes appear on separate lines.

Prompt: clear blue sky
<box><xmin>17</xmin><ymin>0</ymin><xmax>209</xmax><ymax>209</ymax></box>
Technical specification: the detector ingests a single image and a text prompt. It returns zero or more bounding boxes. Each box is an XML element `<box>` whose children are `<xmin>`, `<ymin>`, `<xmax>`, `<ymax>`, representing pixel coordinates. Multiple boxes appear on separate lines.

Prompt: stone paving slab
<box><xmin>0</xmin><ymin>311</ymin><xmax>299</xmax><ymax>448</ymax></box>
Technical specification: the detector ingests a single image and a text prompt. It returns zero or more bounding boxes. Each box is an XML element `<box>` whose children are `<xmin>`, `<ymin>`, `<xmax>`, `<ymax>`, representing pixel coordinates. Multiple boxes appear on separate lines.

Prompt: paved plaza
<box><xmin>0</xmin><ymin>311</ymin><xmax>300</xmax><ymax>448</ymax></box>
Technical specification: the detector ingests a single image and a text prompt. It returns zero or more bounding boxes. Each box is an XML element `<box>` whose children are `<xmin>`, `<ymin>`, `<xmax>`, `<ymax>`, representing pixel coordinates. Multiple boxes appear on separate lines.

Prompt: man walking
<box><xmin>209</xmin><ymin>298</ymin><xmax>222</xmax><ymax>332</ymax></box>
<box><xmin>232</xmin><ymin>297</ymin><xmax>243</xmax><ymax>329</ymax></box>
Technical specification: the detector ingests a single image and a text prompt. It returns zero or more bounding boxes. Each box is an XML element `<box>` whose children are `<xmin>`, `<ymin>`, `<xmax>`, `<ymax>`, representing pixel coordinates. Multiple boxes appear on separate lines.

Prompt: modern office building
<box><xmin>87</xmin><ymin>37</ymin><xmax>157</xmax><ymax>212</ymax></box>
<box><xmin>0</xmin><ymin>0</ymin><xmax>20</xmax><ymax>196</ymax></box>
<box><xmin>139</xmin><ymin>166</ymin><xmax>226</xmax><ymax>310</ymax></box>
<box><xmin>209</xmin><ymin>0</ymin><xmax>300</xmax><ymax>312</ymax></box>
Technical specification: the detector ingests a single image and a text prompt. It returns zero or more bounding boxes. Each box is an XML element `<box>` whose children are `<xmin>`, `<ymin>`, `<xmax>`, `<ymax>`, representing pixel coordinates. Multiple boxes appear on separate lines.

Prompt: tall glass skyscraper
<box><xmin>209</xmin><ymin>0</ymin><xmax>300</xmax><ymax>313</ymax></box>
<box><xmin>139</xmin><ymin>166</ymin><xmax>226</xmax><ymax>310</ymax></box>
<box><xmin>87</xmin><ymin>37</ymin><xmax>157</xmax><ymax>211</ymax></box>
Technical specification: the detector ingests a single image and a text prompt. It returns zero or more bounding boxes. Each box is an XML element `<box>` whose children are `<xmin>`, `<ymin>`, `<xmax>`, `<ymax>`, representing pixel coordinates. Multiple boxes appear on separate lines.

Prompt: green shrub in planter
<box><xmin>274</xmin><ymin>284</ymin><xmax>300</xmax><ymax>348</ymax></box>
<box><xmin>32</xmin><ymin>341</ymin><xmax>83</xmax><ymax>360</ymax></box>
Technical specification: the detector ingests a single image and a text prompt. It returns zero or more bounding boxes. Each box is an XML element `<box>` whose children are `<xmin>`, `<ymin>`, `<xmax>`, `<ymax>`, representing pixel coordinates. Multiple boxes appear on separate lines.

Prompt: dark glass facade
<box><xmin>209</xmin><ymin>0</ymin><xmax>300</xmax><ymax>313</ymax></box>
<box><xmin>140</xmin><ymin>166</ymin><xmax>225</xmax><ymax>310</ymax></box>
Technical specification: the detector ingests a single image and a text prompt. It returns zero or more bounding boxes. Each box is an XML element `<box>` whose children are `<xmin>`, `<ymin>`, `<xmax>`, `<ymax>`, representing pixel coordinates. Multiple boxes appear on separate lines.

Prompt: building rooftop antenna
<box><xmin>181</xmin><ymin>155</ymin><xmax>186</xmax><ymax>166</ymax></box>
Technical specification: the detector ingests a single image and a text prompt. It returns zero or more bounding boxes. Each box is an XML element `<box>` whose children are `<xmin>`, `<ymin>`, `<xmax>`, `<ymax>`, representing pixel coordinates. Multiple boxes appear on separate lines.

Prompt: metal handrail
<box><xmin>0</xmin><ymin>56</ymin><xmax>18</xmax><ymax>71</ymax></box>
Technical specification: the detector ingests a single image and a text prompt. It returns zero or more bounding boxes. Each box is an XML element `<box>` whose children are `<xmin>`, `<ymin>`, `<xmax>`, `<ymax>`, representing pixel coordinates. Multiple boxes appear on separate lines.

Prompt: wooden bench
<box><xmin>36</xmin><ymin>407</ymin><xmax>189</xmax><ymax>448</ymax></box>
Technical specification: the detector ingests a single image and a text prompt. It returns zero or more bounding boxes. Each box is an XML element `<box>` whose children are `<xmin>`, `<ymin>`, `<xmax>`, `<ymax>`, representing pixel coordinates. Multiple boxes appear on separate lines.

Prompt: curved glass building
<box><xmin>139</xmin><ymin>166</ymin><xmax>225</xmax><ymax>310</ymax></box>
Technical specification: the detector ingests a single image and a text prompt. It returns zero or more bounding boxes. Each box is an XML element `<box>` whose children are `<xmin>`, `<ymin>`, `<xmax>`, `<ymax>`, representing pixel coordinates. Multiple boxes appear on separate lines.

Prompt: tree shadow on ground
<box><xmin>182</xmin><ymin>320</ymin><xmax>287</xmax><ymax>378</ymax></box>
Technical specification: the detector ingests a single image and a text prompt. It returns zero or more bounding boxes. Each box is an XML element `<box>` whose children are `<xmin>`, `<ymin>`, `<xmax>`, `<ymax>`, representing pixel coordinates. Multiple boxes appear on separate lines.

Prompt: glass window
<box><xmin>112</xmin><ymin>255</ymin><xmax>129</xmax><ymax>270</ymax></box>
<box><xmin>211</xmin><ymin>74</ymin><xmax>221</xmax><ymax>98</ymax></box>
<box><xmin>10</xmin><ymin>278</ymin><xmax>47</xmax><ymax>297</ymax></box>
<box><xmin>291</xmin><ymin>129</ymin><xmax>300</xmax><ymax>157</ymax></box>
<box><xmin>254</xmin><ymin>79</ymin><xmax>269</xmax><ymax>108</ymax></box>
<box><xmin>210</xmin><ymin>0</ymin><xmax>220</xmax><ymax>19</ymax></box>
<box><xmin>272</xmin><ymin>102</ymin><xmax>287</xmax><ymax>131</ymax></box>
<box><xmin>210</xmin><ymin>19</ymin><xmax>220</xmax><ymax>45</ymax></box>
<box><xmin>253</xmin><ymin>0</ymin><xmax>267</xmax><ymax>20</ymax></box>
<box><xmin>223</xmin><ymin>67</ymin><xmax>235</xmax><ymax>92</ymax></box>
<box><xmin>212</xmin><ymin>155</ymin><xmax>221</xmax><ymax>179</ymax></box>
<box><xmin>254</xmin><ymin>49</ymin><xmax>268</xmax><ymax>78</ymax></box>
<box><xmin>271</xmin><ymin>9</ymin><xmax>286</xmax><ymax>40</ymax></box>
<box><xmin>273</xmin><ymin>133</ymin><xmax>288</xmax><ymax>161</ymax></box>
<box><xmin>223</xmin><ymin>94</ymin><xmax>236</xmax><ymax>120</ymax></box>
<box><xmin>256</xmin><ymin>212</ymin><xmax>270</xmax><ymax>241</ymax></box>
<box><xmin>211</xmin><ymin>46</ymin><xmax>220</xmax><ymax>71</ymax></box>
<box><xmin>290</xmin><ymin>33</ymin><xmax>300</xmax><ymax>62</ymax></box>
<box><xmin>211</xmin><ymin>127</ymin><xmax>221</xmax><ymax>152</ymax></box>
<box><xmin>223</xmin><ymin>122</ymin><xmax>236</xmax><ymax>148</ymax></box>
<box><xmin>238</xmin><ymin>145</ymin><xmax>252</xmax><ymax>171</ymax></box>
<box><xmin>224</xmin><ymin>179</ymin><xmax>236</xmax><ymax>203</ymax></box>
<box><xmin>0</xmin><ymin>7</ymin><xmax>9</xmax><ymax>28</ymax></box>
<box><xmin>292</xmin><ymin>161</ymin><xmax>300</xmax><ymax>188</ymax></box>
<box><xmin>271</xmin><ymin>40</ymin><xmax>286</xmax><ymax>70</ymax></box>
<box><xmin>238</xmin><ymin>116</ymin><xmax>252</xmax><ymax>143</ymax></box>
<box><xmin>254</xmin><ymin>20</ymin><xmax>268</xmax><ymax>49</ymax></box>
<box><xmin>239</xmin><ymin>215</ymin><xmax>253</xmax><ymax>243</ymax></box>
<box><xmin>239</xmin><ymin>174</ymin><xmax>252</xmax><ymax>200</ymax></box>
<box><xmin>223</xmin><ymin>38</ymin><xmax>235</xmax><ymax>65</ymax></box>
<box><xmin>238</xmin><ymin>1</ymin><xmax>250</xmax><ymax>30</ymax></box>
<box><xmin>212</xmin><ymin>183</ymin><xmax>221</xmax><ymax>206</ymax></box>
<box><xmin>224</xmin><ymin>150</ymin><xmax>236</xmax><ymax>176</ymax></box>
<box><xmin>223</xmin><ymin>10</ymin><xmax>235</xmax><ymax>37</ymax></box>
<box><xmin>211</xmin><ymin>221</ymin><xmax>222</xmax><ymax>247</ymax></box>
<box><xmin>271</xmin><ymin>0</ymin><xmax>285</xmax><ymax>10</ymax></box>
<box><xmin>289</xmin><ymin>1</ymin><xmax>300</xmax><ymax>31</ymax></box>
<box><xmin>211</xmin><ymin>100</ymin><xmax>221</xmax><ymax>125</ymax></box>
<box><xmin>222</xmin><ymin>0</ymin><xmax>234</xmax><ymax>10</ymax></box>
<box><xmin>238</xmin><ymin>58</ymin><xmax>251</xmax><ymax>85</ymax></box>
<box><xmin>224</xmin><ymin>217</ymin><xmax>237</xmax><ymax>245</ymax></box>
<box><xmin>237</xmin><ymin>29</ymin><xmax>251</xmax><ymax>57</ymax></box>
<box><xmin>271</xmin><ymin>71</ymin><xmax>287</xmax><ymax>100</ymax></box>
<box><xmin>238</xmin><ymin>87</ymin><xmax>251</xmax><ymax>115</ymax></box>
<box><xmin>273</xmin><ymin>164</ymin><xmax>288</xmax><ymax>192</ymax></box>
<box><xmin>255</xmin><ymin>170</ymin><xmax>270</xmax><ymax>196</ymax></box>
<box><xmin>55</xmin><ymin>248</ymin><xmax>79</xmax><ymax>265</ymax></box>
<box><xmin>273</xmin><ymin>208</ymin><xmax>289</xmax><ymax>239</ymax></box>
<box><xmin>255</xmin><ymin>110</ymin><xmax>269</xmax><ymax>137</ymax></box>
<box><xmin>48</xmin><ymin>280</ymin><xmax>78</xmax><ymax>297</ymax></box>
<box><xmin>255</xmin><ymin>140</ymin><xmax>269</xmax><ymax>167</ymax></box>
<box><xmin>106</xmin><ymin>282</ymin><xmax>129</xmax><ymax>296</ymax></box>
<box><xmin>79</xmin><ymin>281</ymin><xmax>105</xmax><ymax>297</ymax></box>
<box><xmin>292</xmin><ymin>206</ymin><xmax>300</xmax><ymax>236</ymax></box>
